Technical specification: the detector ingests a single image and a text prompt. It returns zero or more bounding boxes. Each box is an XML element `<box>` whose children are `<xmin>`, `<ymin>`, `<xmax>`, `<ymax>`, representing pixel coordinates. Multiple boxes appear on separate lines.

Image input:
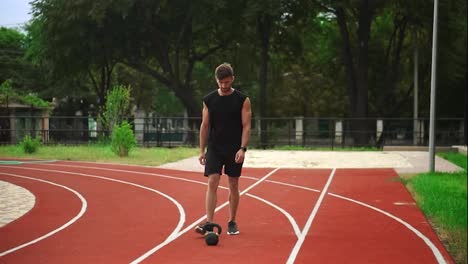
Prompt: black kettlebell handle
<box><xmin>204</xmin><ymin>223</ymin><xmax>222</xmax><ymax>235</ymax></box>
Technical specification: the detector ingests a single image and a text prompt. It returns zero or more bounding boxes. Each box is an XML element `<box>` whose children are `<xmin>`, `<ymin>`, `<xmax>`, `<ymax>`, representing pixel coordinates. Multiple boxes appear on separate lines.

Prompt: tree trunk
<box><xmin>335</xmin><ymin>1</ymin><xmax>374</xmax><ymax>146</ymax></box>
<box><xmin>258</xmin><ymin>13</ymin><xmax>271</xmax><ymax>148</ymax></box>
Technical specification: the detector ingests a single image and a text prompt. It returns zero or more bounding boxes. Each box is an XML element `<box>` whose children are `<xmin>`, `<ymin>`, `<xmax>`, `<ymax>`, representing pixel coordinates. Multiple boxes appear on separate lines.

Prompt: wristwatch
<box><xmin>240</xmin><ymin>147</ymin><xmax>247</xmax><ymax>152</ymax></box>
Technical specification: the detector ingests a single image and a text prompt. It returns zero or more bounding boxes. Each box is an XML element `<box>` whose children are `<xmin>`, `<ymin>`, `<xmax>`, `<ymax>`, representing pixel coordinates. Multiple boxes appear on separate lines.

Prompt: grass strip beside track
<box><xmin>0</xmin><ymin>145</ymin><xmax>198</xmax><ymax>166</ymax></box>
<box><xmin>403</xmin><ymin>152</ymin><xmax>467</xmax><ymax>264</ymax></box>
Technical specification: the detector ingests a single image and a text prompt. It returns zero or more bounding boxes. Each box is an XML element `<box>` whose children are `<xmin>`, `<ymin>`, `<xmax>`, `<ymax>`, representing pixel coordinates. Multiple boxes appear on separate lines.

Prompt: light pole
<box><xmin>428</xmin><ymin>0</ymin><xmax>439</xmax><ymax>172</ymax></box>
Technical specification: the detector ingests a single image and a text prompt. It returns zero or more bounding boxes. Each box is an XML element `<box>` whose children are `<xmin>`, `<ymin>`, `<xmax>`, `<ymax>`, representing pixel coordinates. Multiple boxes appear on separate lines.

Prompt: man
<box><xmin>196</xmin><ymin>63</ymin><xmax>252</xmax><ymax>235</ymax></box>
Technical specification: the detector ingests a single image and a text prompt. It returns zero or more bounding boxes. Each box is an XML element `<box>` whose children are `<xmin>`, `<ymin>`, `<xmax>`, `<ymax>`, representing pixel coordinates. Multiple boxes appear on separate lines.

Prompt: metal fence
<box><xmin>0</xmin><ymin>116</ymin><xmax>465</xmax><ymax>148</ymax></box>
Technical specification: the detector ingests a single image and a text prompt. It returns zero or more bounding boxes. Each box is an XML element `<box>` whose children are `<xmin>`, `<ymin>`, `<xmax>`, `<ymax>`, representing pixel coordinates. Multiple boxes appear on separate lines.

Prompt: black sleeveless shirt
<box><xmin>203</xmin><ymin>89</ymin><xmax>247</xmax><ymax>152</ymax></box>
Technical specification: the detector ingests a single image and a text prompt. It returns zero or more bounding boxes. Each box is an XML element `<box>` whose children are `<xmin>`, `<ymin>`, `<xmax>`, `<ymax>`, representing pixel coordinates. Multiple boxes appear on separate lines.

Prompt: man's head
<box><xmin>215</xmin><ymin>63</ymin><xmax>234</xmax><ymax>80</ymax></box>
<box><xmin>215</xmin><ymin>63</ymin><xmax>235</xmax><ymax>94</ymax></box>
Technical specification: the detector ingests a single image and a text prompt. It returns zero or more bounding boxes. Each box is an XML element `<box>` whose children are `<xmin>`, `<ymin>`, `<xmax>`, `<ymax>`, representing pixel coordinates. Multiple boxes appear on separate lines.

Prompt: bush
<box><xmin>111</xmin><ymin>122</ymin><xmax>136</xmax><ymax>157</ymax></box>
<box><xmin>99</xmin><ymin>85</ymin><xmax>132</xmax><ymax>133</ymax></box>
<box><xmin>20</xmin><ymin>135</ymin><xmax>41</xmax><ymax>154</ymax></box>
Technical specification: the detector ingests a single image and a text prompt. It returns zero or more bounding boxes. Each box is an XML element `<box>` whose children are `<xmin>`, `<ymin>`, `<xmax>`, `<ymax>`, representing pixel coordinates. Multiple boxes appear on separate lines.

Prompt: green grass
<box><xmin>404</xmin><ymin>152</ymin><xmax>467</xmax><ymax>264</ymax></box>
<box><xmin>438</xmin><ymin>152</ymin><xmax>467</xmax><ymax>170</ymax></box>
<box><xmin>0</xmin><ymin>145</ymin><xmax>198</xmax><ymax>166</ymax></box>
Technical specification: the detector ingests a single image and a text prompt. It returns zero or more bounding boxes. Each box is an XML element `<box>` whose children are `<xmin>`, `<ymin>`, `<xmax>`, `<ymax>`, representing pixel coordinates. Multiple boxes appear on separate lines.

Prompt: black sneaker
<box><xmin>227</xmin><ymin>221</ymin><xmax>239</xmax><ymax>235</ymax></box>
<box><xmin>195</xmin><ymin>222</ymin><xmax>213</xmax><ymax>235</ymax></box>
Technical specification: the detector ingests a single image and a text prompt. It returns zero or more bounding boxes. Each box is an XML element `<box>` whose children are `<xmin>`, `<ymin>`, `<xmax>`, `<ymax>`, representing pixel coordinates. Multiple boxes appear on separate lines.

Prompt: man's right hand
<box><xmin>199</xmin><ymin>152</ymin><xmax>206</xmax><ymax>165</ymax></box>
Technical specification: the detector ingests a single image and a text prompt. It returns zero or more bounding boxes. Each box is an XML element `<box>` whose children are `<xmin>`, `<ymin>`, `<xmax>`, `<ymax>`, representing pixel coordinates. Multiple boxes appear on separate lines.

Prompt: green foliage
<box><xmin>99</xmin><ymin>84</ymin><xmax>132</xmax><ymax>132</ymax></box>
<box><xmin>0</xmin><ymin>79</ymin><xmax>16</xmax><ymax>104</ymax></box>
<box><xmin>0</xmin><ymin>27</ymin><xmax>24</xmax><ymax>47</ymax></box>
<box><xmin>153</xmin><ymin>85</ymin><xmax>185</xmax><ymax>115</ymax></box>
<box><xmin>1</xmin><ymin>79</ymin><xmax>51</xmax><ymax>110</ymax></box>
<box><xmin>110</xmin><ymin>121</ymin><xmax>136</xmax><ymax>157</ymax></box>
<box><xmin>19</xmin><ymin>135</ymin><xmax>41</xmax><ymax>154</ymax></box>
<box><xmin>21</xmin><ymin>93</ymin><xmax>51</xmax><ymax>108</ymax></box>
<box><xmin>0</xmin><ymin>27</ymin><xmax>27</xmax><ymax>90</ymax></box>
<box><xmin>0</xmin><ymin>79</ymin><xmax>13</xmax><ymax>93</ymax></box>
<box><xmin>19</xmin><ymin>0</ymin><xmax>468</xmax><ymax>120</ymax></box>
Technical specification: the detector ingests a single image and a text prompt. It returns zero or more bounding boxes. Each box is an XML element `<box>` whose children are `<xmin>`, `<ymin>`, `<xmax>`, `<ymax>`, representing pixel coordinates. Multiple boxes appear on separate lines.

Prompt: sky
<box><xmin>0</xmin><ymin>0</ymin><xmax>33</xmax><ymax>28</ymax></box>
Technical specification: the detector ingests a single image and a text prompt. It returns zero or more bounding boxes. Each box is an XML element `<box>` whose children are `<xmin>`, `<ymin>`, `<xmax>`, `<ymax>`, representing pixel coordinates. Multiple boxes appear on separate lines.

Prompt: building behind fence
<box><xmin>0</xmin><ymin>115</ymin><xmax>465</xmax><ymax>148</ymax></box>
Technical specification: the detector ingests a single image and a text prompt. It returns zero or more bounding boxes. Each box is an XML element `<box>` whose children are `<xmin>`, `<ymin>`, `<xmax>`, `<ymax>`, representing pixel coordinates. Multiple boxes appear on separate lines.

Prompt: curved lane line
<box><xmin>328</xmin><ymin>192</ymin><xmax>447</xmax><ymax>264</ymax></box>
<box><xmin>40</xmin><ymin>164</ymin><xmax>308</xmax><ymax>253</ymax></box>
<box><xmin>266</xmin><ymin>180</ymin><xmax>321</xmax><ymax>193</ymax></box>
<box><xmin>251</xmin><ymin>172</ymin><xmax>447</xmax><ymax>264</ymax></box>
<box><xmin>0</xmin><ymin>166</ymin><xmax>186</xmax><ymax>259</ymax></box>
<box><xmin>9</xmin><ymin>163</ymin><xmax>447</xmax><ymax>263</ymax></box>
<box><xmin>286</xmin><ymin>168</ymin><xmax>336</xmax><ymax>264</ymax></box>
<box><xmin>246</xmin><ymin>193</ymin><xmax>301</xmax><ymax>238</ymax></box>
<box><xmin>37</xmin><ymin>164</ymin><xmax>300</xmax><ymax>240</ymax></box>
<box><xmin>248</xmin><ymin>174</ymin><xmax>448</xmax><ymax>264</ymax></box>
<box><xmin>40</xmin><ymin>163</ymin><xmax>210</xmax><ymax>186</ymax></box>
<box><xmin>20</xmin><ymin>160</ymin><xmax>58</xmax><ymax>164</ymax></box>
<box><xmin>0</xmin><ymin>173</ymin><xmax>87</xmax><ymax>257</ymax></box>
<box><xmin>131</xmin><ymin>167</ymin><xmax>281</xmax><ymax>264</ymax></box>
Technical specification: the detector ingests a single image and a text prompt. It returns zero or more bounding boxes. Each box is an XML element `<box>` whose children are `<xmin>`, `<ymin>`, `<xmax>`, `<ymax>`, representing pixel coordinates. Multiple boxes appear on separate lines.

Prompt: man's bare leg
<box><xmin>228</xmin><ymin>176</ymin><xmax>239</xmax><ymax>222</ymax></box>
<box><xmin>206</xmin><ymin>174</ymin><xmax>220</xmax><ymax>222</ymax></box>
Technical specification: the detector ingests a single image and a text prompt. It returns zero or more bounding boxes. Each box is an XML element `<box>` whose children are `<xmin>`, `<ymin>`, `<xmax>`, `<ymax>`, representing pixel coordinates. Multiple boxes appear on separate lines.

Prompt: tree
<box><xmin>0</xmin><ymin>27</ymin><xmax>39</xmax><ymax>94</ymax></box>
<box><xmin>238</xmin><ymin>0</ymin><xmax>312</xmax><ymax>146</ymax></box>
<box><xmin>0</xmin><ymin>79</ymin><xmax>15</xmax><ymax>111</ymax></box>
<box><xmin>29</xmin><ymin>0</ymin><xmax>132</xmax><ymax>108</ymax></box>
<box><xmin>119</xmin><ymin>0</ymin><xmax>246</xmax><ymax>118</ymax></box>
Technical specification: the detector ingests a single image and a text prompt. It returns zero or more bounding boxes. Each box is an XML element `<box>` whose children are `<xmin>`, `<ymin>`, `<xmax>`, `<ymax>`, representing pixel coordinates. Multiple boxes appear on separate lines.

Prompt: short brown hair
<box><xmin>215</xmin><ymin>63</ymin><xmax>234</xmax><ymax>80</ymax></box>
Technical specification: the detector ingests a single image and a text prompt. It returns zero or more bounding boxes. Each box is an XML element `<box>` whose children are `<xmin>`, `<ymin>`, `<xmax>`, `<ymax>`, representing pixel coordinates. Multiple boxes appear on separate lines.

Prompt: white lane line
<box><xmin>243</xmin><ymin>176</ymin><xmax>321</xmax><ymax>193</ymax></box>
<box><xmin>266</xmin><ymin>180</ymin><xmax>321</xmax><ymax>193</ymax></box>
<box><xmin>286</xmin><ymin>168</ymin><xmax>336</xmax><ymax>264</ymax></box>
<box><xmin>43</xmin><ymin>164</ymin><xmax>306</xmax><ymax>240</ymax></box>
<box><xmin>38</xmin><ymin>163</ymin><xmax>210</xmax><ymax>187</ymax></box>
<box><xmin>37</xmin><ymin>165</ymin><xmax>303</xmax><ymax>253</ymax></box>
<box><xmin>256</xmin><ymin>171</ymin><xmax>447</xmax><ymax>264</ymax></box>
<box><xmin>20</xmin><ymin>160</ymin><xmax>57</xmax><ymax>164</ymax></box>
<box><xmin>131</xmin><ymin>167</ymin><xmax>281</xmax><ymax>263</ymax></box>
<box><xmin>328</xmin><ymin>193</ymin><xmax>447</xmax><ymax>264</ymax></box>
<box><xmin>0</xmin><ymin>166</ymin><xmax>186</xmax><ymax>258</ymax></box>
<box><xmin>0</xmin><ymin>173</ymin><xmax>87</xmax><ymax>257</ymax></box>
<box><xmin>15</xmin><ymin>164</ymin><xmax>283</xmax><ymax>262</ymax></box>
<box><xmin>246</xmin><ymin>193</ymin><xmax>301</xmax><ymax>238</ymax></box>
<box><xmin>28</xmin><ymin>164</ymin><xmax>307</xmax><ymax>261</ymax></box>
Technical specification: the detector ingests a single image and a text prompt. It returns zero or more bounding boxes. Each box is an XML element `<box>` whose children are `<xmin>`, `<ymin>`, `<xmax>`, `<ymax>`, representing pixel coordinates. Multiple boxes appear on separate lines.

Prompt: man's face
<box><xmin>216</xmin><ymin>76</ymin><xmax>234</xmax><ymax>93</ymax></box>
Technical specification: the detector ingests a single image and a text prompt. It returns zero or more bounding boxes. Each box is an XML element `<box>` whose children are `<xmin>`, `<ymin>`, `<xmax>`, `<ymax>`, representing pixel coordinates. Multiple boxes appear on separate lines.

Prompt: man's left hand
<box><xmin>235</xmin><ymin>149</ymin><xmax>245</xmax><ymax>163</ymax></box>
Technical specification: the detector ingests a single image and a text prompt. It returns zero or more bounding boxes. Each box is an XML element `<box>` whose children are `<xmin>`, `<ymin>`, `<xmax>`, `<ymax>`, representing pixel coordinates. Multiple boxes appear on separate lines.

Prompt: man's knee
<box><xmin>228</xmin><ymin>177</ymin><xmax>239</xmax><ymax>191</ymax></box>
<box><xmin>208</xmin><ymin>174</ymin><xmax>221</xmax><ymax>190</ymax></box>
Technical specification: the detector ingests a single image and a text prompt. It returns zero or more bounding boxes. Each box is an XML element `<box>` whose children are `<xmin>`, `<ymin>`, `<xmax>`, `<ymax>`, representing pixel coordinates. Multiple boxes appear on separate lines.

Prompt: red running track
<box><xmin>0</xmin><ymin>161</ymin><xmax>454</xmax><ymax>264</ymax></box>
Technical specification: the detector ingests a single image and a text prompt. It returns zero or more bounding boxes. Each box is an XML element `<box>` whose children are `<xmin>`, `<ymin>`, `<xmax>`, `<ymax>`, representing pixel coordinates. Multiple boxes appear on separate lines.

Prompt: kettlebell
<box><xmin>203</xmin><ymin>223</ymin><xmax>222</xmax><ymax>246</ymax></box>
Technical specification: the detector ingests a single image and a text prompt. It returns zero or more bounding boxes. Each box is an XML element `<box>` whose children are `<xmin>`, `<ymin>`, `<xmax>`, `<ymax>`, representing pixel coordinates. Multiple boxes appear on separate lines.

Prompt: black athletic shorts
<box><xmin>204</xmin><ymin>148</ymin><xmax>243</xmax><ymax>177</ymax></box>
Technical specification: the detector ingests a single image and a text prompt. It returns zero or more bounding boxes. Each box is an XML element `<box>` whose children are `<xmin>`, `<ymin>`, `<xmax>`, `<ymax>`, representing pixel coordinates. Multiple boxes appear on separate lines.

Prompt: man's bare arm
<box><xmin>240</xmin><ymin>97</ymin><xmax>252</xmax><ymax>149</ymax></box>
<box><xmin>199</xmin><ymin>102</ymin><xmax>210</xmax><ymax>165</ymax></box>
<box><xmin>235</xmin><ymin>98</ymin><xmax>251</xmax><ymax>163</ymax></box>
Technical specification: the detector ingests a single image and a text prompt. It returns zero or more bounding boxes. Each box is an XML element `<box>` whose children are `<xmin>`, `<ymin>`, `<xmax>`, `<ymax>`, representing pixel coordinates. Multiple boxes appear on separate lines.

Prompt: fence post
<box><xmin>419</xmin><ymin>120</ymin><xmax>425</xmax><ymax>144</ymax></box>
<box><xmin>42</xmin><ymin>111</ymin><xmax>50</xmax><ymax>144</ymax></box>
<box><xmin>376</xmin><ymin>119</ymin><xmax>384</xmax><ymax>144</ymax></box>
<box><xmin>413</xmin><ymin>118</ymin><xmax>419</xmax><ymax>145</ymax></box>
<box><xmin>9</xmin><ymin>112</ymin><xmax>16</xmax><ymax>144</ymax></box>
<box><xmin>134</xmin><ymin>109</ymin><xmax>145</xmax><ymax>145</ymax></box>
<box><xmin>335</xmin><ymin>120</ymin><xmax>343</xmax><ymax>146</ymax></box>
<box><xmin>295</xmin><ymin>116</ymin><xmax>303</xmax><ymax>145</ymax></box>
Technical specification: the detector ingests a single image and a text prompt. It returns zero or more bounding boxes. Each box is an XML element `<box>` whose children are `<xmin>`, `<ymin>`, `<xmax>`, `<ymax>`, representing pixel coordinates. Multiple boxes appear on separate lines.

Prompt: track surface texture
<box><xmin>0</xmin><ymin>160</ymin><xmax>454</xmax><ymax>264</ymax></box>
